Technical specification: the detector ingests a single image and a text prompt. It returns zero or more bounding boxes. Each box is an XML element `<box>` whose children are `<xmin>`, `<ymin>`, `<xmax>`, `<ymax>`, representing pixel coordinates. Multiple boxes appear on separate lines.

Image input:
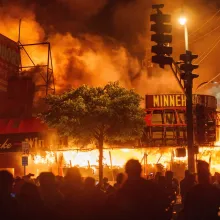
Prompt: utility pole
<box><xmin>179</xmin><ymin>51</ymin><xmax>198</xmax><ymax>173</ymax></box>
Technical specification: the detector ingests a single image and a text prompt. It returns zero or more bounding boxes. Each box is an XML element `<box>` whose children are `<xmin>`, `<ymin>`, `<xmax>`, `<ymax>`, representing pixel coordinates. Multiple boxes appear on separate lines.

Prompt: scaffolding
<box><xmin>19</xmin><ymin>42</ymin><xmax>55</xmax><ymax>95</ymax></box>
<box><xmin>17</xmin><ymin>19</ymin><xmax>55</xmax><ymax>96</ymax></box>
<box><xmin>143</xmin><ymin>104</ymin><xmax>217</xmax><ymax>147</ymax></box>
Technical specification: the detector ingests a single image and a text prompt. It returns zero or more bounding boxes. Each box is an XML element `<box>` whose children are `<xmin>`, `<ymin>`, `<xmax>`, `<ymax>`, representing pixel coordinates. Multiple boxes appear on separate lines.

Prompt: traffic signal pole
<box><xmin>150</xmin><ymin>4</ymin><xmax>198</xmax><ymax>173</ymax></box>
<box><xmin>185</xmin><ymin>52</ymin><xmax>195</xmax><ymax>172</ymax></box>
<box><xmin>181</xmin><ymin>51</ymin><xmax>198</xmax><ymax>173</ymax></box>
<box><xmin>182</xmin><ymin>24</ymin><xmax>195</xmax><ymax>172</ymax></box>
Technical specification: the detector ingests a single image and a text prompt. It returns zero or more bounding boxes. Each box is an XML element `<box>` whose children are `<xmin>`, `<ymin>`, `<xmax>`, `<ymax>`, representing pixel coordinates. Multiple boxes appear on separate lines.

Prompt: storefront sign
<box><xmin>0</xmin><ymin>134</ymin><xmax>46</xmax><ymax>152</ymax></box>
<box><xmin>0</xmin><ymin>34</ymin><xmax>20</xmax><ymax>92</ymax></box>
<box><xmin>0</xmin><ymin>139</ymin><xmax>12</xmax><ymax>149</ymax></box>
<box><xmin>148</xmin><ymin>94</ymin><xmax>186</xmax><ymax>108</ymax></box>
<box><xmin>25</xmin><ymin>137</ymin><xmax>45</xmax><ymax>149</ymax></box>
<box><xmin>145</xmin><ymin>94</ymin><xmax>217</xmax><ymax>109</ymax></box>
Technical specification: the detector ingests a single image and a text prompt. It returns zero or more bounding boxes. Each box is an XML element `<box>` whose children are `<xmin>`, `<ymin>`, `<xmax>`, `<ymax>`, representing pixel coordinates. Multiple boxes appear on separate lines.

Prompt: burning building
<box><xmin>0</xmin><ymin>20</ymin><xmax>219</xmax><ymax>179</ymax></box>
<box><xmin>144</xmin><ymin>94</ymin><xmax>217</xmax><ymax>146</ymax></box>
<box><xmin>0</xmin><ymin>33</ymin><xmax>57</xmax><ymax>176</ymax></box>
<box><xmin>0</xmin><ymin>34</ymin><xmax>220</xmax><ymax>180</ymax></box>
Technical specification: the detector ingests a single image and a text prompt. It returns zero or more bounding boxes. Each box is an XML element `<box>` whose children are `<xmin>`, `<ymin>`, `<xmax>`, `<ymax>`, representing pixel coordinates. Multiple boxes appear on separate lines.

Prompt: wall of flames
<box><xmin>24</xmin><ymin>145</ymin><xmax>220</xmax><ymax>178</ymax></box>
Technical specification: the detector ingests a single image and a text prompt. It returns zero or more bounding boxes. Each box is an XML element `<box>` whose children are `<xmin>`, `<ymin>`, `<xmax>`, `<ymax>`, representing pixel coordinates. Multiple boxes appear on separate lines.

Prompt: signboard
<box><xmin>22</xmin><ymin>156</ymin><xmax>28</xmax><ymax>166</ymax></box>
<box><xmin>145</xmin><ymin>94</ymin><xmax>217</xmax><ymax>109</ymax></box>
<box><xmin>22</xmin><ymin>142</ymin><xmax>30</xmax><ymax>155</ymax></box>
<box><xmin>0</xmin><ymin>133</ymin><xmax>44</xmax><ymax>152</ymax></box>
<box><xmin>146</xmin><ymin>94</ymin><xmax>186</xmax><ymax>108</ymax></box>
<box><xmin>0</xmin><ymin>34</ymin><xmax>20</xmax><ymax>92</ymax></box>
<box><xmin>0</xmin><ymin>139</ymin><xmax>12</xmax><ymax>150</ymax></box>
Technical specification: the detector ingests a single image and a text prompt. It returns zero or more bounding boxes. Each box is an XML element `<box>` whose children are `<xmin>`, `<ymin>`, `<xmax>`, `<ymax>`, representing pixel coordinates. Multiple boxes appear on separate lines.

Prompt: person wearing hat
<box><xmin>183</xmin><ymin>160</ymin><xmax>220</xmax><ymax>220</ymax></box>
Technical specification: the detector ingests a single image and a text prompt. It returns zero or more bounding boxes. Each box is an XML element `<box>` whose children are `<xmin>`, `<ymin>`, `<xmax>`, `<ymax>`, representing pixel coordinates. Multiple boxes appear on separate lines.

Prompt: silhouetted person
<box><xmin>18</xmin><ymin>182</ymin><xmax>53</xmax><ymax>220</ymax></box>
<box><xmin>39</xmin><ymin>172</ymin><xmax>63</xmax><ymax>211</ymax></box>
<box><xmin>84</xmin><ymin>177</ymin><xmax>96</xmax><ymax>190</ymax></box>
<box><xmin>114</xmin><ymin>159</ymin><xmax>169</xmax><ymax>220</ymax></box>
<box><xmin>13</xmin><ymin>177</ymin><xmax>25</xmax><ymax>197</ymax></box>
<box><xmin>59</xmin><ymin>167</ymin><xmax>84</xmax><ymax>219</ymax></box>
<box><xmin>158</xmin><ymin>175</ymin><xmax>166</xmax><ymax>190</ymax></box>
<box><xmin>180</xmin><ymin>170</ymin><xmax>192</xmax><ymax>203</ymax></box>
<box><xmin>55</xmin><ymin>175</ymin><xmax>64</xmax><ymax>191</ymax></box>
<box><xmin>184</xmin><ymin>160</ymin><xmax>220</xmax><ymax>220</ymax></box>
<box><xmin>82</xmin><ymin>177</ymin><xmax>106</xmax><ymax>219</ymax></box>
<box><xmin>213</xmin><ymin>172</ymin><xmax>220</xmax><ymax>190</ymax></box>
<box><xmin>61</xmin><ymin>167</ymin><xmax>83</xmax><ymax>197</ymax></box>
<box><xmin>0</xmin><ymin>170</ymin><xmax>18</xmax><ymax>219</ymax></box>
<box><xmin>101</xmin><ymin>177</ymin><xmax>114</xmax><ymax>195</ymax></box>
<box><xmin>180</xmin><ymin>170</ymin><xmax>190</xmax><ymax>200</ymax></box>
<box><xmin>114</xmin><ymin>173</ymin><xmax>125</xmax><ymax>190</ymax></box>
<box><xmin>154</xmin><ymin>172</ymin><xmax>162</xmax><ymax>184</ymax></box>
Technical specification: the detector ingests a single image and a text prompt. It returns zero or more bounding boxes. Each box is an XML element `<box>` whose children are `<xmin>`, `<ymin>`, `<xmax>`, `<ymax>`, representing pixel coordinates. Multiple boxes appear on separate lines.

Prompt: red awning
<box><xmin>0</xmin><ymin>119</ymin><xmax>9</xmax><ymax>133</ymax></box>
<box><xmin>0</xmin><ymin>118</ymin><xmax>47</xmax><ymax>134</ymax></box>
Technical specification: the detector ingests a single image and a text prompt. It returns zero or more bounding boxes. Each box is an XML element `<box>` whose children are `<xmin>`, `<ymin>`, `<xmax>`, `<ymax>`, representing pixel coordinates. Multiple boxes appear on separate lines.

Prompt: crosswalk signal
<box><xmin>150</xmin><ymin>4</ymin><xmax>173</xmax><ymax>68</ymax></box>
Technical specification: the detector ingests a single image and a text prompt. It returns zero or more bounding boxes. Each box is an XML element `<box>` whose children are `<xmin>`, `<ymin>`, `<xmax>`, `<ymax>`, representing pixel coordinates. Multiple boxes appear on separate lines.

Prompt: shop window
<box><xmin>177</xmin><ymin>110</ymin><xmax>186</xmax><ymax>124</ymax></box>
<box><xmin>152</xmin><ymin>110</ymin><xmax>163</xmax><ymax>124</ymax></box>
<box><xmin>164</xmin><ymin>109</ymin><xmax>176</xmax><ymax>124</ymax></box>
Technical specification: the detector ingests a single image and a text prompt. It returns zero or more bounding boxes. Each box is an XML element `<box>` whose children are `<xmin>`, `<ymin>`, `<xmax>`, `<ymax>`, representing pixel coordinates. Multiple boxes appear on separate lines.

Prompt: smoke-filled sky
<box><xmin>0</xmin><ymin>0</ymin><xmax>220</xmax><ymax>97</ymax></box>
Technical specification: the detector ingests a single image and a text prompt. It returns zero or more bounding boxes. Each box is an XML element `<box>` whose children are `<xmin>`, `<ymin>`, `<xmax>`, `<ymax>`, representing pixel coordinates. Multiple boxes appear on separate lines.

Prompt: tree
<box><xmin>40</xmin><ymin>82</ymin><xmax>146</xmax><ymax>184</ymax></box>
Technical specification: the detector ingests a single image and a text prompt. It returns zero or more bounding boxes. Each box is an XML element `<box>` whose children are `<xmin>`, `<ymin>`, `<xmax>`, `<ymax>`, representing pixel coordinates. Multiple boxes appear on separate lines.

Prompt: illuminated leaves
<box><xmin>40</xmin><ymin>82</ymin><xmax>145</xmax><ymax>147</ymax></box>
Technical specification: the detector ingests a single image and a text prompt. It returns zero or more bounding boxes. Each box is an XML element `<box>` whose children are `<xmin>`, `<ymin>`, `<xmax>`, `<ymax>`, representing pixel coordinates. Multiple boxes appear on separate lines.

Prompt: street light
<box><xmin>179</xmin><ymin>14</ymin><xmax>189</xmax><ymax>51</ymax></box>
<box><xmin>178</xmin><ymin>11</ymin><xmax>195</xmax><ymax>173</ymax></box>
<box><xmin>179</xmin><ymin>16</ymin><xmax>187</xmax><ymax>25</ymax></box>
<box><xmin>195</xmin><ymin>72</ymin><xmax>220</xmax><ymax>91</ymax></box>
<box><xmin>196</xmin><ymin>81</ymin><xmax>219</xmax><ymax>92</ymax></box>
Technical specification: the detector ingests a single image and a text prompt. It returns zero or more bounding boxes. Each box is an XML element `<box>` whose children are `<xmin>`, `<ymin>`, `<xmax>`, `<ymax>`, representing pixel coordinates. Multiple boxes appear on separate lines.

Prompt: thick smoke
<box><xmin>0</xmin><ymin>0</ymin><xmax>219</xmax><ymax>97</ymax></box>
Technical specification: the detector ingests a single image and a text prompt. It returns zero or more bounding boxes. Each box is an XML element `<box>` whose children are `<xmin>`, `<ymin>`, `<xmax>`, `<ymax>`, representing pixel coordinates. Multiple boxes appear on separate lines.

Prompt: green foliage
<box><xmin>40</xmin><ymin>82</ymin><xmax>146</xmax><ymax>147</ymax></box>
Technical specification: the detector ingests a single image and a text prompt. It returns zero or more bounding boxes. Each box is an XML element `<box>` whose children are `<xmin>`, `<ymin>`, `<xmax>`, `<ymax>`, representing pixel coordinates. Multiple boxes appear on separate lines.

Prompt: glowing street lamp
<box><xmin>195</xmin><ymin>72</ymin><xmax>220</xmax><ymax>91</ymax></box>
<box><xmin>178</xmin><ymin>14</ymin><xmax>189</xmax><ymax>51</ymax></box>
<box><xmin>179</xmin><ymin>16</ymin><xmax>187</xmax><ymax>26</ymax></box>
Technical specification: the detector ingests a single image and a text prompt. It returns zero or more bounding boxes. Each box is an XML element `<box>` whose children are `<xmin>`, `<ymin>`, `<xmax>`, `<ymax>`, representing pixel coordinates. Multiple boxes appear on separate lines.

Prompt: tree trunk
<box><xmin>98</xmin><ymin>138</ymin><xmax>104</xmax><ymax>186</ymax></box>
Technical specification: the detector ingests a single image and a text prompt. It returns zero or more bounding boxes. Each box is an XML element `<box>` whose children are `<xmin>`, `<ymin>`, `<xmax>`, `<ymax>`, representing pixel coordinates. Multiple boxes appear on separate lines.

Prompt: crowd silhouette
<box><xmin>0</xmin><ymin>159</ymin><xmax>220</xmax><ymax>220</ymax></box>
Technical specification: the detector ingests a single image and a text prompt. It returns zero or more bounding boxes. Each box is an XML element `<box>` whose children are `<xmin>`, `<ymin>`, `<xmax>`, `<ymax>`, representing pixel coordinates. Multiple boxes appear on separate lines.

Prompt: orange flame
<box><xmin>31</xmin><ymin>145</ymin><xmax>220</xmax><ymax>176</ymax></box>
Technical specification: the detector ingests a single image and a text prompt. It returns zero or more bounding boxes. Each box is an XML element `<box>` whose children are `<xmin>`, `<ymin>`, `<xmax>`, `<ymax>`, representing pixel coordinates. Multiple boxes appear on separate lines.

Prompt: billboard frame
<box><xmin>19</xmin><ymin>42</ymin><xmax>55</xmax><ymax>95</ymax></box>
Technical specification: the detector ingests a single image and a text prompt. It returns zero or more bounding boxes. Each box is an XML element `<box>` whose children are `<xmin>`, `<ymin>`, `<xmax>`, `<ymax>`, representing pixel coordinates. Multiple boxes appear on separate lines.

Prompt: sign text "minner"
<box><xmin>153</xmin><ymin>94</ymin><xmax>186</xmax><ymax>107</ymax></box>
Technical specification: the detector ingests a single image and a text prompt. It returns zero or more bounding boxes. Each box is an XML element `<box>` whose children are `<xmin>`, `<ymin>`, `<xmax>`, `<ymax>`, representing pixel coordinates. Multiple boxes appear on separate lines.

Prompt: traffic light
<box><xmin>179</xmin><ymin>51</ymin><xmax>199</xmax><ymax>80</ymax></box>
<box><xmin>195</xmin><ymin>104</ymin><xmax>206</xmax><ymax>143</ymax></box>
<box><xmin>150</xmin><ymin>4</ymin><xmax>173</xmax><ymax>68</ymax></box>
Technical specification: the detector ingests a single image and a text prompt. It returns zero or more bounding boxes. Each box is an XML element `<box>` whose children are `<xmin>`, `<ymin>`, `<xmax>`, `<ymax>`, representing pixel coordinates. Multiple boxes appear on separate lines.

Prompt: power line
<box><xmin>171</xmin><ymin>23</ymin><xmax>220</xmax><ymax>51</ymax></box>
<box><xmin>189</xmin><ymin>24</ymin><xmax>220</xmax><ymax>45</ymax></box>
<box><xmin>173</xmin><ymin>9</ymin><xmax>220</xmax><ymax>47</ymax></box>
<box><xmin>189</xmin><ymin>9</ymin><xmax>220</xmax><ymax>37</ymax></box>
<box><xmin>197</xmin><ymin>34</ymin><xmax>220</xmax><ymax>61</ymax></box>
<box><xmin>197</xmin><ymin>35</ymin><xmax>220</xmax><ymax>64</ymax></box>
<box><xmin>196</xmin><ymin>72</ymin><xmax>220</xmax><ymax>91</ymax></box>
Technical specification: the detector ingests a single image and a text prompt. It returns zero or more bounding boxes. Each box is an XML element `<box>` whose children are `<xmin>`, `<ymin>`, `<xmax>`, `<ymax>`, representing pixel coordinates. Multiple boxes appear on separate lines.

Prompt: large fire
<box><xmin>0</xmin><ymin>5</ymin><xmax>143</xmax><ymax>92</ymax></box>
<box><xmin>0</xmin><ymin>3</ymin><xmax>219</xmax><ymax>179</ymax></box>
<box><xmin>29</xmin><ymin>145</ymin><xmax>220</xmax><ymax>178</ymax></box>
